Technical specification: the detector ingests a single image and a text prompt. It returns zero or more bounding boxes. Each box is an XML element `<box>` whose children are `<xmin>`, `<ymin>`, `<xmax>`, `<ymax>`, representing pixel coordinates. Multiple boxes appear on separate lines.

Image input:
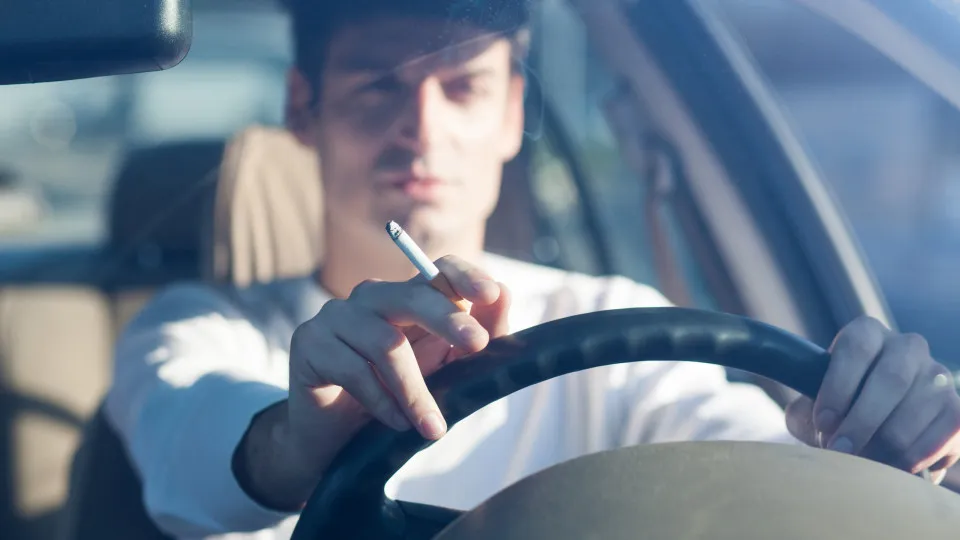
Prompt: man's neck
<box><xmin>319</xmin><ymin>218</ymin><xmax>485</xmax><ymax>299</ymax></box>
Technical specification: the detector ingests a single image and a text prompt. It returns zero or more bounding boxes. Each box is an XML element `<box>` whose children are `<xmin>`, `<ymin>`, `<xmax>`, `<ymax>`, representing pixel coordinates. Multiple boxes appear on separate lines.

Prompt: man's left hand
<box><xmin>785</xmin><ymin>316</ymin><xmax>960</xmax><ymax>483</ymax></box>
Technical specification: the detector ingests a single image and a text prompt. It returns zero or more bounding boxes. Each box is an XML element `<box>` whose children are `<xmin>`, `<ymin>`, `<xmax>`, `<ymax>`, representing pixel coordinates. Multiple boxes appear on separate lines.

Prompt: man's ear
<box><xmin>285</xmin><ymin>67</ymin><xmax>318</xmax><ymax>146</ymax></box>
<box><xmin>499</xmin><ymin>73</ymin><xmax>526</xmax><ymax>161</ymax></box>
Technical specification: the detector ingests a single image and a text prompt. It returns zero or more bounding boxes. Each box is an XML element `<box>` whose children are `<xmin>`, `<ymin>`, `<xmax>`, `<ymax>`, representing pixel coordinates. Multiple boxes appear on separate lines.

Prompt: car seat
<box><xmin>61</xmin><ymin>126</ymin><xmax>323</xmax><ymax>539</ymax></box>
<box><xmin>0</xmin><ymin>139</ymin><xmax>226</xmax><ymax>539</ymax></box>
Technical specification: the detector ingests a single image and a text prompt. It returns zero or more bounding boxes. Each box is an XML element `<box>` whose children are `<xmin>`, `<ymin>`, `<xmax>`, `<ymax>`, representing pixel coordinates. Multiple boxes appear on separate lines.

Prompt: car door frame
<box><xmin>566</xmin><ymin>0</ymin><xmax>894</xmax><ymax>349</ymax></box>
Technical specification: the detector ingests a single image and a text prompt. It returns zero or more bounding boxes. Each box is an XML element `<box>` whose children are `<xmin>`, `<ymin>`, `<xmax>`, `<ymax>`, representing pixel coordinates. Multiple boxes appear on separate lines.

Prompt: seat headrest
<box><xmin>203</xmin><ymin>126</ymin><xmax>323</xmax><ymax>287</ymax></box>
<box><xmin>106</xmin><ymin>140</ymin><xmax>225</xmax><ymax>285</ymax></box>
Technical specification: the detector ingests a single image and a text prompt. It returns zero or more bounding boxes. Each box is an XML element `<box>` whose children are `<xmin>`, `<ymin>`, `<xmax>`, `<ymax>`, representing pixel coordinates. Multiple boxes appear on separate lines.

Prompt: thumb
<box><xmin>785</xmin><ymin>396</ymin><xmax>820</xmax><ymax>447</ymax></box>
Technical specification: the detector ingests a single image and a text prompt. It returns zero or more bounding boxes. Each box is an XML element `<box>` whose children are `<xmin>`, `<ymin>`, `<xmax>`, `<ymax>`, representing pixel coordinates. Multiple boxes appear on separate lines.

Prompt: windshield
<box><xmin>705</xmin><ymin>0</ymin><xmax>960</xmax><ymax>367</ymax></box>
<box><xmin>2</xmin><ymin>0</ymin><xmax>958</xmax><ymax>347</ymax></box>
<box><xmin>0</xmin><ymin>8</ymin><xmax>289</xmax><ymax>246</ymax></box>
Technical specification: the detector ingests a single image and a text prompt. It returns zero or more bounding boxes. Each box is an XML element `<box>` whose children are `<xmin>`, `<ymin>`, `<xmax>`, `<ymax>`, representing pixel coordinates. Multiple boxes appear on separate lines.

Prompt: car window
<box><xmin>0</xmin><ymin>9</ymin><xmax>290</xmax><ymax>246</ymax></box>
<box><xmin>527</xmin><ymin>0</ymin><xmax>719</xmax><ymax>309</ymax></box>
<box><xmin>707</xmin><ymin>0</ymin><xmax>960</xmax><ymax>366</ymax></box>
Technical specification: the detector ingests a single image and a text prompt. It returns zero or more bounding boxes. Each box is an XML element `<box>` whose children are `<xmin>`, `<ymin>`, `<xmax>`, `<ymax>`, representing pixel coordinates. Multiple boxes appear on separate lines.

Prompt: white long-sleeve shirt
<box><xmin>105</xmin><ymin>253</ymin><xmax>796</xmax><ymax>539</ymax></box>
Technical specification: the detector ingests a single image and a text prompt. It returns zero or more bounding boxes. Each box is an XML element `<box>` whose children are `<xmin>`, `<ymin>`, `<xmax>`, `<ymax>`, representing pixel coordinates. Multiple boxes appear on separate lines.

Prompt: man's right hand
<box><xmin>236</xmin><ymin>256</ymin><xmax>511</xmax><ymax>510</ymax></box>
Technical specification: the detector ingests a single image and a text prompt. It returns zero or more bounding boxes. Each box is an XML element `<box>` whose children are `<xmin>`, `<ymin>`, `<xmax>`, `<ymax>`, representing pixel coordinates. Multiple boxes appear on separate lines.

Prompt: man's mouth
<box><xmin>380</xmin><ymin>173</ymin><xmax>447</xmax><ymax>201</ymax></box>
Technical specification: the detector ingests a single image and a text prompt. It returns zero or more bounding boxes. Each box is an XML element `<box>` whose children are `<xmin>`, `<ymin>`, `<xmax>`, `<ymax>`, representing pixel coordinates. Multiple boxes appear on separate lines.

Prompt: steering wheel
<box><xmin>291</xmin><ymin>308</ymin><xmax>960</xmax><ymax>540</ymax></box>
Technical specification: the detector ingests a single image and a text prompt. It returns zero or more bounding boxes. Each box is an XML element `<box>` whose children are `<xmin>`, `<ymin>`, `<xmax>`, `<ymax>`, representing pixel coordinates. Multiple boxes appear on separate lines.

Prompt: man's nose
<box><xmin>396</xmin><ymin>78</ymin><xmax>445</xmax><ymax>153</ymax></box>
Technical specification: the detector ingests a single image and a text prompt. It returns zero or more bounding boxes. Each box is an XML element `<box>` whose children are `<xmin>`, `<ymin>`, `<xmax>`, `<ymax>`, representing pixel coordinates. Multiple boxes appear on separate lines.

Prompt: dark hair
<box><xmin>280</xmin><ymin>0</ymin><xmax>532</xmax><ymax>83</ymax></box>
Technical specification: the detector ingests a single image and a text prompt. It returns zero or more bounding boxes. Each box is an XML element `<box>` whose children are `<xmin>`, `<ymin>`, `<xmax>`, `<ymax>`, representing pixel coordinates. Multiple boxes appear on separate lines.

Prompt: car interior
<box><xmin>0</xmin><ymin>7</ymin><xmax>574</xmax><ymax>534</ymax></box>
<box><xmin>4</xmin><ymin>0</ymin><xmax>960</xmax><ymax>538</ymax></box>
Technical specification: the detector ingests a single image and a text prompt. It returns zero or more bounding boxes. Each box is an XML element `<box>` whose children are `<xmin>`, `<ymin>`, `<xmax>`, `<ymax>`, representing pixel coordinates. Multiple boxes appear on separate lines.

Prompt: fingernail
<box><xmin>816</xmin><ymin>409</ymin><xmax>838</xmax><ymax>434</ymax></box>
<box><xmin>829</xmin><ymin>436</ymin><xmax>853</xmax><ymax>454</ymax></box>
<box><xmin>419</xmin><ymin>411</ymin><xmax>447</xmax><ymax>440</ymax></box>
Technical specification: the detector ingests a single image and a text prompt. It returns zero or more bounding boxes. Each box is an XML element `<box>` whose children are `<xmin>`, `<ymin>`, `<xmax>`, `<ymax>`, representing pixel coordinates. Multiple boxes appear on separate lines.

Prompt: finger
<box><xmin>930</xmin><ymin>469</ymin><xmax>948</xmax><ymax>485</ymax></box>
<box><xmin>826</xmin><ymin>334</ymin><xmax>923</xmax><ymax>454</ymax></box>
<box><xmin>350</xmin><ymin>279</ymin><xmax>489</xmax><ymax>352</ymax></box>
<box><xmin>434</xmin><ymin>255</ymin><xmax>501</xmax><ymax>305</ymax></box>
<box><xmin>784</xmin><ymin>396</ymin><xmax>819</xmax><ymax>446</ymax></box>
<box><xmin>290</xmin><ymin>319</ymin><xmax>410</xmax><ymax>432</ymax></box>
<box><xmin>444</xmin><ymin>282</ymin><xmax>512</xmax><ymax>359</ymax></box>
<box><xmin>329</xmin><ymin>303</ymin><xmax>447</xmax><ymax>439</ymax></box>
<box><xmin>429</xmin><ymin>274</ymin><xmax>473</xmax><ymax>312</ymax></box>
<box><xmin>814</xmin><ymin>316</ymin><xmax>888</xmax><ymax>436</ymax></box>
<box><xmin>872</xmin><ymin>363</ymin><xmax>954</xmax><ymax>459</ymax></box>
<box><xmin>902</xmin><ymin>397</ymin><xmax>960</xmax><ymax>474</ymax></box>
<box><xmin>932</xmin><ymin>454</ymin><xmax>960</xmax><ymax>476</ymax></box>
<box><xmin>471</xmin><ymin>282</ymin><xmax>512</xmax><ymax>339</ymax></box>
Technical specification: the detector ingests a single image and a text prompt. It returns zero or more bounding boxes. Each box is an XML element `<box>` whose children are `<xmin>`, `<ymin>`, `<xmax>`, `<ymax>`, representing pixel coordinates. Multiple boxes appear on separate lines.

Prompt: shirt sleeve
<box><xmin>104</xmin><ymin>284</ymin><xmax>295</xmax><ymax>537</ymax></box>
<box><xmin>595</xmin><ymin>277</ymin><xmax>801</xmax><ymax>447</ymax></box>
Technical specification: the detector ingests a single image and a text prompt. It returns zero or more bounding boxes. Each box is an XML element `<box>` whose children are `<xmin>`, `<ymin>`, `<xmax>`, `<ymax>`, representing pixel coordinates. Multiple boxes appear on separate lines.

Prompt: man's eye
<box><xmin>445</xmin><ymin>76</ymin><xmax>486</xmax><ymax>102</ymax></box>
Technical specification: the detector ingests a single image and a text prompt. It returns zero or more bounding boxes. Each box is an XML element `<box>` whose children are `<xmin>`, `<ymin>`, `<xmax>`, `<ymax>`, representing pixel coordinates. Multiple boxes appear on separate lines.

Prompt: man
<box><xmin>106</xmin><ymin>1</ymin><xmax>960</xmax><ymax>538</ymax></box>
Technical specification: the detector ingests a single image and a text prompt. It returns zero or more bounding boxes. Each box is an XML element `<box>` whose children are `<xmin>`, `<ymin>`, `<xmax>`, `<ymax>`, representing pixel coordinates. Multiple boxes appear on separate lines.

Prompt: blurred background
<box><xmin>4</xmin><ymin>0</ymin><xmax>960</xmax><ymax>364</ymax></box>
<box><xmin>3</xmin><ymin>0</ymin><xmax>960</xmax><ymax>537</ymax></box>
<box><xmin>713</xmin><ymin>0</ymin><xmax>960</xmax><ymax>366</ymax></box>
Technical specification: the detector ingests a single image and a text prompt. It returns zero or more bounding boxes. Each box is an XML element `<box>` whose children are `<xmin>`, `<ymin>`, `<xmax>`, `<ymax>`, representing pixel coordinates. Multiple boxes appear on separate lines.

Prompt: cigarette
<box><xmin>386</xmin><ymin>221</ymin><xmax>470</xmax><ymax>311</ymax></box>
<box><xmin>386</xmin><ymin>221</ymin><xmax>440</xmax><ymax>280</ymax></box>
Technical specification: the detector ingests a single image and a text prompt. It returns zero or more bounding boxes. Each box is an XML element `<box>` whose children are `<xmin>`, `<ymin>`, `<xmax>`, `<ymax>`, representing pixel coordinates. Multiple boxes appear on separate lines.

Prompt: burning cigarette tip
<box><xmin>385</xmin><ymin>220</ymin><xmax>402</xmax><ymax>240</ymax></box>
<box><xmin>385</xmin><ymin>220</ymin><xmax>440</xmax><ymax>280</ymax></box>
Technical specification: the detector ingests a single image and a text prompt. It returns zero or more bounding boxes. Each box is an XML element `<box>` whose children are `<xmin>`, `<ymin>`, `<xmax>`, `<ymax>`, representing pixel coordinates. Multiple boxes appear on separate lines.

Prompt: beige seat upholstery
<box><xmin>204</xmin><ymin>125</ymin><xmax>324</xmax><ymax>286</ymax></box>
<box><xmin>0</xmin><ymin>287</ymin><xmax>112</xmax><ymax>539</ymax></box>
<box><xmin>0</xmin><ymin>140</ymin><xmax>226</xmax><ymax>539</ymax></box>
<box><xmin>62</xmin><ymin>126</ymin><xmax>325</xmax><ymax>540</ymax></box>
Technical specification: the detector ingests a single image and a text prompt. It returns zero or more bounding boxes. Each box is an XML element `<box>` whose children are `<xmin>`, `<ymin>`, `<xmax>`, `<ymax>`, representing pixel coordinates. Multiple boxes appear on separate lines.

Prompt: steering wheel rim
<box><xmin>291</xmin><ymin>307</ymin><xmax>831</xmax><ymax>540</ymax></box>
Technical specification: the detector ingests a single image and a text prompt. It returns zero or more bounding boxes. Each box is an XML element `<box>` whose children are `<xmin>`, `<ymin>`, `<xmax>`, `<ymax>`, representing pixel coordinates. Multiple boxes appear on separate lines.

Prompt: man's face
<box><xmin>293</xmin><ymin>16</ymin><xmax>526</xmax><ymax>244</ymax></box>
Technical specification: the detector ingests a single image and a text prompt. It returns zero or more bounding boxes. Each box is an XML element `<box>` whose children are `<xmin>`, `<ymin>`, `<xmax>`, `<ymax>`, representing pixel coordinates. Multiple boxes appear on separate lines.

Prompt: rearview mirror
<box><xmin>0</xmin><ymin>0</ymin><xmax>192</xmax><ymax>85</ymax></box>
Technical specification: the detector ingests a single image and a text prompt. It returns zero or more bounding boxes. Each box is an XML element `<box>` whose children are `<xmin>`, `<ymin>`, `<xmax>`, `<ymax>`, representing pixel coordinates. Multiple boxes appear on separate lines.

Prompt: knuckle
<box><xmin>436</xmin><ymin>254</ymin><xmax>462</xmax><ymax>268</ymax></box>
<box><xmin>337</xmin><ymin>365</ymin><xmax>367</xmax><ymax>392</ymax></box>
<box><xmin>875</xmin><ymin>362</ymin><xmax>913</xmax><ymax>394</ymax></box>
<box><xmin>873</xmin><ymin>355</ymin><xmax>916</xmax><ymax>395</ymax></box>
<box><xmin>349</xmin><ymin>279</ymin><xmax>383</xmax><ymax>301</ymax></box>
<box><xmin>838</xmin><ymin>317</ymin><xmax>884</xmax><ymax>351</ymax></box>
<box><xmin>897</xmin><ymin>333</ymin><xmax>930</xmax><ymax>357</ymax></box>
<box><xmin>885</xmin><ymin>428</ymin><xmax>915</xmax><ymax>453</ymax></box>
<box><xmin>317</xmin><ymin>298</ymin><xmax>345</xmax><ymax>318</ymax></box>
<box><xmin>853</xmin><ymin>315</ymin><xmax>886</xmax><ymax>334</ymax></box>
<box><xmin>290</xmin><ymin>322</ymin><xmax>318</xmax><ymax>354</ymax></box>
<box><xmin>372</xmin><ymin>326</ymin><xmax>407</xmax><ymax>356</ymax></box>
<box><xmin>403</xmin><ymin>282</ymin><xmax>430</xmax><ymax>305</ymax></box>
<box><xmin>846</xmin><ymin>334</ymin><xmax>880</xmax><ymax>362</ymax></box>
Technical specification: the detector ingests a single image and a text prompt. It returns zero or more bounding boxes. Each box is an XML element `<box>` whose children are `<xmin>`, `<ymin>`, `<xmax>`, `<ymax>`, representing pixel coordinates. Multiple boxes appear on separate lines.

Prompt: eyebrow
<box><xmin>330</xmin><ymin>53</ymin><xmax>501</xmax><ymax>82</ymax></box>
<box><xmin>329</xmin><ymin>53</ymin><xmax>403</xmax><ymax>73</ymax></box>
<box><xmin>451</xmin><ymin>66</ymin><xmax>497</xmax><ymax>79</ymax></box>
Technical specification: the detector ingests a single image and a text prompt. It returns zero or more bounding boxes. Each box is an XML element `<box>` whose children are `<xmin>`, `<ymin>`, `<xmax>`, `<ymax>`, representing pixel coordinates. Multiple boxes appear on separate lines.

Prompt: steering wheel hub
<box><xmin>436</xmin><ymin>441</ymin><xmax>960</xmax><ymax>539</ymax></box>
